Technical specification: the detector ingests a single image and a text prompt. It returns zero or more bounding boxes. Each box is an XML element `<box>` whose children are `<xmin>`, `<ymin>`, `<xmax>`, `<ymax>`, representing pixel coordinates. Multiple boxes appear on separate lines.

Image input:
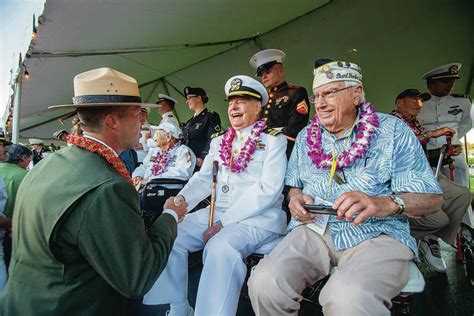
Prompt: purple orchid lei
<box><xmin>151</xmin><ymin>141</ymin><xmax>181</xmax><ymax>176</ymax></box>
<box><xmin>306</xmin><ymin>101</ymin><xmax>379</xmax><ymax>170</ymax></box>
<box><xmin>219</xmin><ymin>119</ymin><xmax>266</xmax><ymax>173</ymax></box>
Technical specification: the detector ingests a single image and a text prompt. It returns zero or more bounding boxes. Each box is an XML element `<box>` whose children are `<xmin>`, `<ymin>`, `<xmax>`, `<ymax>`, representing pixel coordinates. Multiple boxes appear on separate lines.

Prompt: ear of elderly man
<box><xmin>248</xmin><ymin>59</ymin><xmax>443</xmax><ymax>316</ymax></box>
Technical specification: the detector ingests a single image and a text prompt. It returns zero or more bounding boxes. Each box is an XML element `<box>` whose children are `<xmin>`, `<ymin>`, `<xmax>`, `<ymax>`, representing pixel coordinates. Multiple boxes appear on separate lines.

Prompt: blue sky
<box><xmin>0</xmin><ymin>0</ymin><xmax>45</xmax><ymax>123</ymax></box>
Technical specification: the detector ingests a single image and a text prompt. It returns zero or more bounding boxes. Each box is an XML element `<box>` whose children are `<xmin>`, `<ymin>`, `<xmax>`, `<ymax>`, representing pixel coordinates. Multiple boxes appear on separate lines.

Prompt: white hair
<box><xmin>345</xmin><ymin>81</ymin><xmax>366</xmax><ymax>102</ymax></box>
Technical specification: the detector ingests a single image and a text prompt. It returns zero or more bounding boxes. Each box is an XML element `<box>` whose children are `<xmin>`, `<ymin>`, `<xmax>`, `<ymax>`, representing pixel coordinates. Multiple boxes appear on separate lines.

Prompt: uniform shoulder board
<box><xmin>451</xmin><ymin>93</ymin><xmax>471</xmax><ymax>100</ymax></box>
<box><xmin>263</xmin><ymin>128</ymin><xmax>282</xmax><ymax>136</ymax></box>
<box><xmin>211</xmin><ymin>130</ymin><xmax>225</xmax><ymax>138</ymax></box>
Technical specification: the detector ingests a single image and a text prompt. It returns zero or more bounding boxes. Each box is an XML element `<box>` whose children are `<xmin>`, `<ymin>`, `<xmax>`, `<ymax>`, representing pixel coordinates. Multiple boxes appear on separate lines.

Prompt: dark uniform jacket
<box><xmin>0</xmin><ymin>146</ymin><xmax>177</xmax><ymax>315</ymax></box>
<box><xmin>261</xmin><ymin>81</ymin><xmax>310</xmax><ymax>157</ymax></box>
<box><xmin>32</xmin><ymin>147</ymin><xmax>51</xmax><ymax>165</ymax></box>
<box><xmin>182</xmin><ymin>108</ymin><xmax>222</xmax><ymax>160</ymax></box>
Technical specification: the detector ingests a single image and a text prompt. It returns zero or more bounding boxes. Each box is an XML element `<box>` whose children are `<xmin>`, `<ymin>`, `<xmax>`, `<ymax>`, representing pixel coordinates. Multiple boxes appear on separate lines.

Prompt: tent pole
<box><xmin>12</xmin><ymin>66</ymin><xmax>23</xmax><ymax>143</ymax></box>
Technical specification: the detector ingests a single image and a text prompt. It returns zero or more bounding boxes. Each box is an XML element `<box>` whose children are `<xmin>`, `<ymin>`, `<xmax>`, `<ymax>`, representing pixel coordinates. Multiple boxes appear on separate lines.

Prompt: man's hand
<box><xmin>143</xmin><ymin>131</ymin><xmax>151</xmax><ymax>140</ymax></box>
<box><xmin>164</xmin><ymin>196</ymin><xmax>188</xmax><ymax>222</ymax></box>
<box><xmin>196</xmin><ymin>158</ymin><xmax>204</xmax><ymax>167</ymax></box>
<box><xmin>0</xmin><ymin>216</ymin><xmax>12</xmax><ymax>229</ymax></box>
<box><xmin>173</xmin><ymin>194</ymin><xmax>185</xmax><ymax>207</ymax></box>
<box><xmin>133</xmin><ymin>176</ymin><xmax>143</xmax><ymax>187</ymax></box>
<box><xmin>449</xmin><ymin>144</ymin><xmax>462</xmax><ymax>156</ymax></box>
<box><xmin>288</xmin><ymin>193</ymin><xmax>316</xmax><ymax>224</ymax></box>
<box><xmin>333</xmin><ymin>191</ymin><xmax>398</xmax><ymax>226</ymax></box>
<box><xmin>429</xmin><ymin>127</ymin><xmax>454</xmax><ymax>138</ymax></box>
<box><xmin>203</xmin><ymin>221</ymin><xmax>223</xmax><ymax>244</ymax></box>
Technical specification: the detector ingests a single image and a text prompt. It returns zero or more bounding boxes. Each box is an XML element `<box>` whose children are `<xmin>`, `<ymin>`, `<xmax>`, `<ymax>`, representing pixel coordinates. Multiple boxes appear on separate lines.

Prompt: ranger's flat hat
<box><xmin>249</xmin><ymin>49</ymin><xmax>286</xmax><ymax>76</ymax></box>
<box><xmin>421</xmin><ymin>63</ymin><xmax>461</xmax><ymax>80</ymax></box>
<box><xmin>156</xmin><ymin>94</ymin><xmax>178</xmax><ymax>106</ymax></box>
<box><xmin>224</xmin><ymin>75</ymin><xmax>269</xmax><ymax>105</ymax></box>
<box><xmin>49</xmin><ymin>67</ymin><xmax>157</xmax><ymax>109</ymax></box>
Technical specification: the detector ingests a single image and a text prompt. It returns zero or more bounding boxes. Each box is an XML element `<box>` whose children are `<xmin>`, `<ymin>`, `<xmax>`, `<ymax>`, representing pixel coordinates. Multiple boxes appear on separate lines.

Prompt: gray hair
<box><xmin>5</xmin><ymin>144</ymin><xmax>32</xmax><ymax>164</ymax></box>
<box><xmin>345</xmin><ymin>81</ymin><xmax>366</xmax><ymax>102</ymax></box>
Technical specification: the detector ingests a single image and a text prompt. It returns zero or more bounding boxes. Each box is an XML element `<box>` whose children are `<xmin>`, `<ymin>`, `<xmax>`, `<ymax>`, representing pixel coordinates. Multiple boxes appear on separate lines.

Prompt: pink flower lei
<box><xmin>151</xmin><ymin>141</ymin><xmax>181</xmax><ymax>176</ymax></box>
<box><xmin>306</xmin><ymin>101</ymin><xmax>379</xmax><ymax>170</ymax></box>
<box><xmin>219</xmin><ymin>120</ymin><xmax>266</xmax><ymax>173</ymax></box>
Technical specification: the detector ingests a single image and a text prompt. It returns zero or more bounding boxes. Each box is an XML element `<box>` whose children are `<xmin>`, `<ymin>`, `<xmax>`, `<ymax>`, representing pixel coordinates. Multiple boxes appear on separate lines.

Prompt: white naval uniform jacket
<box><xmin>419</xmin><ymin>94</ymin><xmax>472</xmax><ymax>149</ymax></box>
<box><xmin>179</xmin><ymin>124</ymin><xmax>288</xmax><ymax>234</ymax></box>
<box><xmin>159</xmin><ymin>111</ymin><xmax>180</xmax><ymax>127</ymax></box>
<box><xmin>132</xmin><ymin>144</ymin><xmax>196</xmax><ymax>181</ymax></box>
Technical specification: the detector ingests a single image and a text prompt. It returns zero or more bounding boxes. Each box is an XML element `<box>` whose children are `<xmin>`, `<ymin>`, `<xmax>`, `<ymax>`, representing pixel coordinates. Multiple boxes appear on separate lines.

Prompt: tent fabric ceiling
<box><xmin>12</xmin><ymin>0</ymin><xmax>474</xmax><ymax>140</ymax></box>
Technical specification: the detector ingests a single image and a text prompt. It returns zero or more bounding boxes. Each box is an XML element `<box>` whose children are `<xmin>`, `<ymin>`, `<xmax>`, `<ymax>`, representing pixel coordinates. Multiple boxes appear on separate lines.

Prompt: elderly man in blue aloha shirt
<box><xmin>248</xmin><ymin>60</ymin><xmax>444</xmax><ymax>316</ymax></box>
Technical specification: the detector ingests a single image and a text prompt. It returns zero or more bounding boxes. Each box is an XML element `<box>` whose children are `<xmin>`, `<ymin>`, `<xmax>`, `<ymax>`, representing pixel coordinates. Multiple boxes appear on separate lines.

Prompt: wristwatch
<box><xmin>389</xmin><ymin>195</ymin><xmax>405</xmax><ymax>215</ymax></box>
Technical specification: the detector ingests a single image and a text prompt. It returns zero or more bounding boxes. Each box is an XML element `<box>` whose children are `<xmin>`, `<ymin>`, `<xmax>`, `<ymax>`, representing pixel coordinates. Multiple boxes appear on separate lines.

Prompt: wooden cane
<box><xmin>446</xmin><ymin>134</ymin><xmax>455</xmax><ymax>182</ymax></box>
<box><xmin>446</xmin><ymin>134</ymin><xmax>464</xmax><ymax>261</ymax></box>
<box><xmin>208</xmin><ymin>160</ymin><xmax>219</xmax><ymax>227</ymax></box>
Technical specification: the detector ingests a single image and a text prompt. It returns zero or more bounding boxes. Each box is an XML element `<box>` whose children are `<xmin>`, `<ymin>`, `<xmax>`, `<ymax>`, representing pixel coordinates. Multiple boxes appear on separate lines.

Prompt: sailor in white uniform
<box><xmin>143</xmin><ymin>75</ymin><xmax>288</xmax><ymax>316</ymax></box>
<box><xmin>419</xmin><ymin>63</ymin><xmax>472</xmax><ymax>186</ymax></box>
<box><xmin>418</xmin><ymin>62</ymin><xmax>473</xmax><ymax>225</ymax></box>
<box><xmin>157</xmin><ymin>93</ymin><xmax>180</xmax><ymax>127</ymax></box>
<box><xmin>132</xmin><ymin>123</ymin><xmax>195</xmax><ymax>184</ymax></box>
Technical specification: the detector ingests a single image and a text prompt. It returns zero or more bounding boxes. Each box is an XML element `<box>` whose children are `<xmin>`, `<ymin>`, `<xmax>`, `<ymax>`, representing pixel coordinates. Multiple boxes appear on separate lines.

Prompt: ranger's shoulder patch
<box><xmin>263</xmin><ymin>128</ymin><xmax>282</xmax><ymax>137</ymax></box>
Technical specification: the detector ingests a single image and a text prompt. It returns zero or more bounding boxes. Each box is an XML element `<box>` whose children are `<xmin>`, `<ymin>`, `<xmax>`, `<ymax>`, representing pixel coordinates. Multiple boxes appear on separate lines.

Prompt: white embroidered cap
<box><xmin>313</xmin><ymin>61</ymin><xmax>363</xmax><ymax>89</ymax></box>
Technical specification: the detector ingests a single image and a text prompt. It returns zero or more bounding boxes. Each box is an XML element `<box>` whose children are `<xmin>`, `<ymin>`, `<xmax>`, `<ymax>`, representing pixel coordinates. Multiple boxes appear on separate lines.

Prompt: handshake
<box><xmin>164</xmin><ymin>195</ymin><xmax>188</xmax><ymax>222</ymax></box>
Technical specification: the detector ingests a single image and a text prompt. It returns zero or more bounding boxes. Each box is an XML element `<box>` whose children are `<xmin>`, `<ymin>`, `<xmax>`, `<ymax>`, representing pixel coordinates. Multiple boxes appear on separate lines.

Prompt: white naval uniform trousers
<box><xmin>143</xmin><ymin>123</ymin><xmax>288</xmax><ymax>316</ymax></box>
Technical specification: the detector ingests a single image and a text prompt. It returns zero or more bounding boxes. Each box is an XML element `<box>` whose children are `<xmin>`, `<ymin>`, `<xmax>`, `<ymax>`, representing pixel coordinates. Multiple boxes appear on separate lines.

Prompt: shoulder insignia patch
<box><xmin>296</xmin><ymin>100</ymin><xmax>309</xmax><ymax>115</ymax></box>
<box><xmin>264</xmin><ymin>128</ymin><xmax>282</xmax><ymax>136</ymax></box>
<box><xmin>211</xmin><ymin>130</ymin><xmax>225</xmax><ymax>138</ymax></box>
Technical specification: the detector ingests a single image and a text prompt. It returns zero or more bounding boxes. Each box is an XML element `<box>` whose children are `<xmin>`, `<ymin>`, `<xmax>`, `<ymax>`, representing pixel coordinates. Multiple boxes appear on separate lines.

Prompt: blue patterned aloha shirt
<box><xmin>285</xmin><ymin>112</ymin><xmax>442</xmax><ymax>257</ymax></box>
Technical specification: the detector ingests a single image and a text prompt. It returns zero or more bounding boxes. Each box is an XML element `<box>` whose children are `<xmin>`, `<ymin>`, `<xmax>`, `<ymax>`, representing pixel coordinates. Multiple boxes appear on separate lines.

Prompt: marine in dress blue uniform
<box><xmin>250</xmin><ymin>49</ymin><xmax>310</xmax><ymax>158</ymax></box>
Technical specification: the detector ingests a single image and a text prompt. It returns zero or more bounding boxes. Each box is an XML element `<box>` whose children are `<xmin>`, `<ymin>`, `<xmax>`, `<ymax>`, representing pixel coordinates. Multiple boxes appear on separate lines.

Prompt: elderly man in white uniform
<box><xmin>143</xmin><ymin>75</ymin><xmax>288</xmax><ymax>316</ymax></box>
<box><xmin>132</xmin><ymin>122</ymin><xmax>195</xmax><ymax>184</ymax></box>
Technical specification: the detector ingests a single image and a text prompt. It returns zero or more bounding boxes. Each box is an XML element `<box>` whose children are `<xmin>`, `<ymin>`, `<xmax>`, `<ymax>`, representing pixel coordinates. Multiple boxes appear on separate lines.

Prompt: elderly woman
<box><xmin>132</xmin><ymin>122</ymin><xmax>195</xmax><ymax>185</ymax></box>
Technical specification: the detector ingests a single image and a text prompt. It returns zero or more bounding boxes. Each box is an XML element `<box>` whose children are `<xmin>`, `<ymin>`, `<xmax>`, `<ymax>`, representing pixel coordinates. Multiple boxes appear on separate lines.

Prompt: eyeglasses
<box><xmin>309</xmin><ymin>86</ymin><xmax>353</xmax><ymax>104</ymax></box>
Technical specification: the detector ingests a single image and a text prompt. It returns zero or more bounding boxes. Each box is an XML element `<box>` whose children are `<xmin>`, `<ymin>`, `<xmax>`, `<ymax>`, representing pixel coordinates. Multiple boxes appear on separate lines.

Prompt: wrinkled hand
<box><xmin>203</xmin><ymin>222</ymin><xmax>223</xmax><ymax>244</ymax></box>
<box><xmin>288</xmin><ymin>193</ymin><xmax>315</xmax><ymax>224</ymax></box>
<box><xmin>133</xmin><ymin>176</ymin><xmax>143</xmax><ymax>187</ymax></box>
<box><xmin>164</xmin><ymin>196</ymin><xmax>188</xmax><ymax>222</ymax></box>
<box><xmin>449</xmin><ymin>144</ymin><xmax>462</xmax><ymax>156</ymax></box>
<box><xmin>196</xmin><ymin>158</ymin><xmax>204</xmax><ymax>167</ymax></box>
<box><xmin>333</xmin><ymin>191</ymin><xmax>398</xmax><ymax>226</ymax></box>
<box><xmin>430</xmin><ymin>127</ymin><xmax>454</xmax><ymax>138</ymax></box>
<box><xmin>173</xmin><ymin>194</ymin><xmax>185</xmax><ymax>207</ymax></box>
<box><xmin>143</xmin><ymin>131</ymin><xmax>152</xmax><ymax>140</ymax></box>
